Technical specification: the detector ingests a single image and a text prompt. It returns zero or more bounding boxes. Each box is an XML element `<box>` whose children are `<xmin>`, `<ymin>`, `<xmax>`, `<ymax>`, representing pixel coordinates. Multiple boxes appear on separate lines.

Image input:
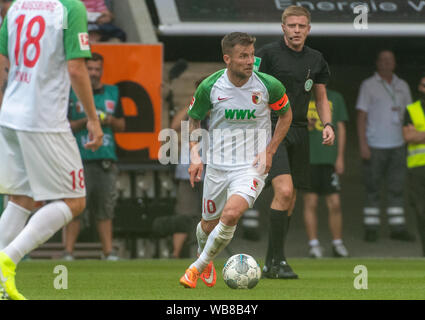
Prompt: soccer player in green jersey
<box><xmin>179</xmin><ymin>32</ymin><xmax>292</xmax><ymax>288</ymax></box>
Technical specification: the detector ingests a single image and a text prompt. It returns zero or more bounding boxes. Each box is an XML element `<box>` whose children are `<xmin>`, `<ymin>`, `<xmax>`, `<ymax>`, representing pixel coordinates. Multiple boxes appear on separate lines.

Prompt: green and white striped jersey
<box><xmin>188</xmin><ymin>69</ymin><xmax>289</xmax><ymax>171</ymax></box>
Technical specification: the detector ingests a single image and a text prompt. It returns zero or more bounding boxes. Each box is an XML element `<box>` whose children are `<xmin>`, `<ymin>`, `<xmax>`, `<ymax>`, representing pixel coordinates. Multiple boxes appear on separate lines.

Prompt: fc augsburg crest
<box><xmin>252</xmin><ymin>92</ymin><xmax>262</xmax><ymax>104</ymax></box>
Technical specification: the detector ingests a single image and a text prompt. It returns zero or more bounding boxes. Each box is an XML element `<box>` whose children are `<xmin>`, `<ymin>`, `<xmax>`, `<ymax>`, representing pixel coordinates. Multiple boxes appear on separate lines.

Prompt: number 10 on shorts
<box><xmin>203</xmin><ymin>198</ymin><xmax>217</xmax><ymax>214</ymax></box>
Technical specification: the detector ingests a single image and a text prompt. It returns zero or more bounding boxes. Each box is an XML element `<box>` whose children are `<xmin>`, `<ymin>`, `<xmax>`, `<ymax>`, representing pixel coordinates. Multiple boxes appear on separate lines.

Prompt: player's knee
<box><xmin>201</xmin><ymin>218</ymin><xmax>219</xmax><ymax>234</ymax></box>
<box><xmin>326</xmin><ymin>195</ymin><xmax>341</xmax><ymax>212</ymax></box>
<box><xmin>9</xmin><ymin>195</ymin><xmax>36</xmax><ymax>211</ymax></box>
<box><xmin>64</xmin><ymin>197</ymin><xmax>86</xmax><ymax>217</ymax></box>
<box><xmin>274</xmin><ymin>184</ymin><xmax>293</xmax><ymax>206</ymax></box>
<box><xmin>221</xmin><ymin>207</ymin><xmax>241</xmax><ymax>226</ymax></box>
<box><xmin>304</xmin><ymin>200</ymin><xmax>318</xmax><ymax>212</ymax></box>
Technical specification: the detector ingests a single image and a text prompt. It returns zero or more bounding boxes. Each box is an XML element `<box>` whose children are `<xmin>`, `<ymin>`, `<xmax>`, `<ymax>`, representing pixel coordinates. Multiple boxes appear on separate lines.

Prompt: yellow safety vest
<box><xmin>406</xmin><ymin>100</ymin><xmax>425</xmax><ymax>168</ymax></box>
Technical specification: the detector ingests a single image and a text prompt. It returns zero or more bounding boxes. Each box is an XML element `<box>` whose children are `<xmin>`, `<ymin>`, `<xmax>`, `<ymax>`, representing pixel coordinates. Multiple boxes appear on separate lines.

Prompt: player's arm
<box><xmin>267</xmin><ymin>105</ymin><xmax>292</xmax><ymax>156</ymax></box>
<box><xmin>253</xmin><ymin>76</ymin><xmax>292</xmax><ymax>174</ymax></box>
<box><xmin>64</xmin><ymin>1</ymin><xmax>102</xmax><ymax>150</ymax></box>
<box><xmin>108</xmin><ymin>115</ymin><xmax>125</xmax><ymax>132</ymax></box>
<box><xmin>259</xmin><ymin>97</ymin><xmax>292</xmax><ymax>175</ymax></box>
<box><xmin>96</xmin><ymin>10</ymin><xmax>113</xmax><ymax>25</ymax></box>
<box><xmin>187</xmin><ymin>116</ymin><xmax>203</xmax><ymax>187</ymax></box>
<box><xmin>355</xmin><ymin>81</ymin><xmax>372</xmax><ymax>160</ymax></box>
<box><xmin>105</xmin><ymin>96</ymin><xmax>125</xmax><ymax>132</ymax></box>
<box><xmin>403</xmin><ymin>109</ymin><xmax>425</xmax><ymax>144</ymax></box>
<box><xmin>186</xmin><ymin>83</ymin><xmax>211</xmax><ymax>187</ymax></box>
<box><xmin>335</xmin><ymin>121</ymin><xmax>346</xmax><ymax>175</ymax></box>
<box><xmin>68</xmin><ymin>58</ymin><xmax>103</xmax><ymax>151</ymax></box>
<box><xmin>69</xmin><ymin>116</ymin><xmax>88</xmax><ymax>133</ymax></box>
<box><xmin>357</xmin><ymin>110</ymin><xmax>370</xmax><ymax>159</ymax></box>
<box><xmin>403</xmin><ymin>124</ymin><xmax>425</xmax><ymax>144</ymax></box>
<box><xmin>0</xmin><ymin>14</ymin><xmax>9</xmax><ymax>107</ymax></box>
<box><xmin>95</xmin><ymin>1</ymin><xmax>114</xmax><ymax>24</ymax></box>
<box><xmin>313</xmin><ymin>84</ymin><xmax>334</xmax><ymax>146</ymax></box>
<box><xmin>171</xmin><ymin>106</ymin><xmax>190</xmax><ymax>131</ymax></box>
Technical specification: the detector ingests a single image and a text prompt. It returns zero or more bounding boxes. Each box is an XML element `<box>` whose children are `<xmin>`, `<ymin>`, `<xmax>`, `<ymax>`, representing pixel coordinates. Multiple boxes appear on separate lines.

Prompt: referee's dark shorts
<box><xmin>266</xmin><ymin>125</ymin><xmax>311</xmax><ymax>191</ymax></box>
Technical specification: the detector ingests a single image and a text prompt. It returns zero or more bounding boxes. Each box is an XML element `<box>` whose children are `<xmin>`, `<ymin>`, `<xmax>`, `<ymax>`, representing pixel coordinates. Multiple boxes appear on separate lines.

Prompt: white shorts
<box><xmin>0</xmin><ymin>126</ymin><xmax>86</xmax><ymax>201</ymax></box>
<box><xmin>202</xmin><ymin>166</ymin><xmax>267</xmax><ymax>221</ymax></box>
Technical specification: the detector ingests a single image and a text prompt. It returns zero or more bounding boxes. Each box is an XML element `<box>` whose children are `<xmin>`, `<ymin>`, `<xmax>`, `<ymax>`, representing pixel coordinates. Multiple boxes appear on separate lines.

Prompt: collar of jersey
<box><xmin>224</xmin><ymin>69</ymin><xmax>254</xmax><ymax>89</ymax></box>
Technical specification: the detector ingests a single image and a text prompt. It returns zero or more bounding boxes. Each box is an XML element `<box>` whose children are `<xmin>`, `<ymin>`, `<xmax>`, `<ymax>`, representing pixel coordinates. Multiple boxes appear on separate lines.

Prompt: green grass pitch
<box><xmin>14</xmin><ymin>258</ymin><xmax>425</xmax><ymax>300</ymax></box>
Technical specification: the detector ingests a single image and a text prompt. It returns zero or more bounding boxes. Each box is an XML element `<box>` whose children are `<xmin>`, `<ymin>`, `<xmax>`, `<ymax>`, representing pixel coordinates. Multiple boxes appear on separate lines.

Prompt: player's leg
<box><xmin>0</xmin><ymin>127</ymin><xmax>34</xmax><ymax>251</ymax></box>
<box><xmin>362</xmin><ymin>148</ymin><xmax>384</xmax><ymax>241</ymax></box>
<box><xmin>95</xmin><ymin>162</ymin><xmax>119</xmax><ymax>259</ymax></box>
<box><xmin>266</xmin><ymin>174</ymin><xmax>296</xmax><ymax>276</ymax></box>
<box><xmin>303</xmin><ymin>164</ymin><xmax>324</xmax><ymax>258</ymax></box>
<box><xmin>267</xmin><ymin>127</ymin><xmax>309</xmax><ymax>279</ymax></box>
<box><xmin>386</xmin><ymin>146</ymin><xmax>415</xmax><ymax>241</ymax></box>
<box><xmin>174</xmin><ymin>180</ymin><xmax>205</xmax><ymax>258</ymax></box>
<box><xmin>320</xmin><ymin>164</ymin><xmax>348</xmax><ymax>257</ymax></box>
<box><xmin>188</xmin><ymin>195</ymin><xmax>246</xmax><ymax>277</ymax></box>
<box><xmin>0</xmin><ymin>131</ymin><xmax>86</xmax><ymax>299</ymax></box>
<box><xmin>64</xmin><ymin>218</ymin><xmax>81</xmax><ymax>260</ymax></box>
<box><xmin>262</xmin><ymin>139</ymin><xmax>293</xmax><ymax>278</ymax></box>
<box><xmin>3</xmin><ymin>197</ymin><xmax>84</xmax><ymax>264</ymax></box>
<box><xmin>0</xmin><ymin>196</ymin><xmax>84</xmax><ymax>300</ymax></box>
<box><xmin>407</xmin><ymin>168</ymin><xmax>425</xmax><ymax>256</ymax></box>
<box><xmin>303</xmin><ymin>192</ymin><xmax>323</xmax><ymax>258</ymax></box>
<box><xmin>0</xmin><ymin>128</ymin><xmax>37</xmax><ymax>300</ymax></box>
<box><xmin>326</xmin><ymin>193</ymin><xmax>342</xmax><ymax>240</ymax></box>
<box><xmin>180</xmin><ymin>215</ymin><xmax>225</xmax><ymax>288</ymax></box>
<box><xmin>97</xmin><ymin>219</ymin><xmax>116</xmax><ymax>259</ymax></box>
<box><xmin>0</xmin><ymin>197</ymin><xmax>33</xmax><ymax>251</ymax></box>
<box><xmin>180</xmin><ymin>167</ymin><xmax>228</xmax><ymax>288</ymax></box>
<box><xmin>326</xmin><ymin>193</ymin><xmax>348</xmax><ymax>257</ymax></box>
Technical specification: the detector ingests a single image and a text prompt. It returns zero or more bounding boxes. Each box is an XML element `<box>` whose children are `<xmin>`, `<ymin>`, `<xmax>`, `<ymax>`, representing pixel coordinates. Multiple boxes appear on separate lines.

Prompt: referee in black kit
<box><xmin>256</xmin><ymin>5</ymin><xmax>335</xmax><ymax>279</ymax></box>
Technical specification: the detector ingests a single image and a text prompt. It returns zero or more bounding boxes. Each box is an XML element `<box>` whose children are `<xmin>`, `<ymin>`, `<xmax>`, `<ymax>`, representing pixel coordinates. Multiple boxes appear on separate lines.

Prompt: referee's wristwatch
<box><xmin>324</xmin><ymin>122</ymin><xmax>335</xmax><ymax>132</ymax></box>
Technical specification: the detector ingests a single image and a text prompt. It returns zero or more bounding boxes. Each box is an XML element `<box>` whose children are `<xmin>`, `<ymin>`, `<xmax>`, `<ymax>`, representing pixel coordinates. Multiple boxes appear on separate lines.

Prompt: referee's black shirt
<box><xmin>256</xmin><ymin>39</ymin><xmax>330</xmax><ymax>128</ymax></box>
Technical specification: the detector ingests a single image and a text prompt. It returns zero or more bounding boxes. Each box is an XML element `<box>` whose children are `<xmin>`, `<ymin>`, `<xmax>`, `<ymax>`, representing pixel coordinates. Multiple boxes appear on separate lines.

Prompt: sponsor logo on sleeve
<box><xmin>78</xmin><ymin>33</ymin><xmax>90</xmax><ymax>51</ymax></box>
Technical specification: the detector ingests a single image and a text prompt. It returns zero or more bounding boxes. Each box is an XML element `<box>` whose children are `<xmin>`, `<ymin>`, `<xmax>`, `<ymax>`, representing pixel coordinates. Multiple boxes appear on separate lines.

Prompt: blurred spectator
<box><xmin>81</xmin><ymin>0</ymin><xmax>126</xmax><ymax>43</ymax></box>
<box><xmin>303</xmin><ymin>88</ymin><xmax>349</xmax><ymax>258</ymax></box>
<box><xmin>356</xmin><ymin>49</ymin><xmax>415</xmax><ymax>242</ymax></box>
<box><xmin>64</xmin><ymin>53</ymin><xmax>125</xmax><ymax>260</ymax></box>
<box><xmin>402</xmin><ymin>73</ymin><xmax>425</xmax><ymax>256</ymax></box>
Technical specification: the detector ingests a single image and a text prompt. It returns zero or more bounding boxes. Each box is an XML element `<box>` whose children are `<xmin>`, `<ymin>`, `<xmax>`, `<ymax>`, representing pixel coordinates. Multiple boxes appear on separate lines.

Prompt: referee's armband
<box><xmin>270</xmin><ymin>94</ymin><xmax>289</xmax><ymax>114</ymax></box>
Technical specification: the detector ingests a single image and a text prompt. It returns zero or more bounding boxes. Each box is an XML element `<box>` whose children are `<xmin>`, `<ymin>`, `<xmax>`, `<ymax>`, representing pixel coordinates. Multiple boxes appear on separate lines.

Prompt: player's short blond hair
<box><xmin>221</xmin><ymin>32</ymin><xmax>256</xmax><ymax>55</ymax></box>
<box><xmin>281</xmin><ymin>5</ymin><xmax>311</xmax><ymax>24</ymax></box>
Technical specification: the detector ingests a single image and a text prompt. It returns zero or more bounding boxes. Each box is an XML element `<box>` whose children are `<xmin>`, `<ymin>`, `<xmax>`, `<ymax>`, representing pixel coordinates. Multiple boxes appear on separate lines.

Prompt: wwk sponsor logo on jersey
<box><xmin>224</xmin><ymin>109</ymin><xmax>256</xmax><ymax>120</ymax></box>
<box><xmin>158</xmin><ymin>120</ymin><xmax>268</xmax><ymax>172</ymax></box>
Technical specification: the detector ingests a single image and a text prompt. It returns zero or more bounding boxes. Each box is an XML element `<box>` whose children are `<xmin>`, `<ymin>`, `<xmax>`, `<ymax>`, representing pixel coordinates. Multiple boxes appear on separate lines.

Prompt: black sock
<box><xmin>264</xmin><ymin>225</ymin><xmax>274</xmax><ymax>267</ymax></box>
<box><xmin>269</xmin><ymin>209</ymin><xmax>289</xmax><ymax>264</ymax></box>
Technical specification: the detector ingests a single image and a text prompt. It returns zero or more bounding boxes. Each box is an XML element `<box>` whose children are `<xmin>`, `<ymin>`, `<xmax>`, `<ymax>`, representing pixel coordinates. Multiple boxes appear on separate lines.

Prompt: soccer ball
<box><xmin>222</xmin><ymin>254</ymin><xmax>261</xmax><ymax>289</ymax></box>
